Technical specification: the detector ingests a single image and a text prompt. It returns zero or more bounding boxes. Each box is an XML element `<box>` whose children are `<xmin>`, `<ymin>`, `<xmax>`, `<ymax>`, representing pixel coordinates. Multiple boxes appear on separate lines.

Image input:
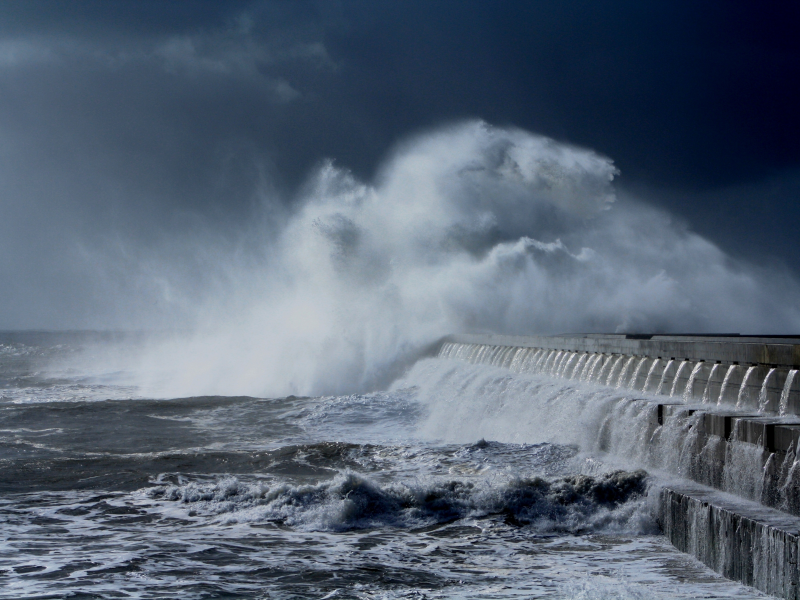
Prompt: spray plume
<box><xmin>106</xmin><ymin>121</ymin><xmax>800</xmax><ymax>398</ymax></box>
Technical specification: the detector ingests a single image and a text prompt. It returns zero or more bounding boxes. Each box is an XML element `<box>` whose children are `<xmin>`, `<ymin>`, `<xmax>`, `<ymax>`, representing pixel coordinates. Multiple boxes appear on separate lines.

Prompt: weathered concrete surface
<box><xmin>659</xmin><ymin>484</ymin><xmax>800</xmax><ymax>599</ymax></box>
<box><xmin>440</xmin><ymin>334</ymin><xmax>800</xmax><ymax>414</ymax></box>
<box><xmin>446</xmin><ymin>333</ymin><xmax>800</xmax><ymax>368</ymax></box>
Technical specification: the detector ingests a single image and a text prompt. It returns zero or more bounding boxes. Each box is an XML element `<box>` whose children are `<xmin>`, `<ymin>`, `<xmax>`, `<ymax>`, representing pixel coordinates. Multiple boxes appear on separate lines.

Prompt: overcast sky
<box><xmin>1</xmin><ymin>1</ymin><xmax>798</xmax><ymax>329</ymax></box>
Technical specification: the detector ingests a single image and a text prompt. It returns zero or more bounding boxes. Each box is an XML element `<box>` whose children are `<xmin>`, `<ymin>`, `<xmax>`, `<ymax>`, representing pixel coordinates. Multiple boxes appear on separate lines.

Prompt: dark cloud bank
<box><xmin>1</xmin><ymin>0</ymin><xmax>799</xmax><ymax>338</ymax></box>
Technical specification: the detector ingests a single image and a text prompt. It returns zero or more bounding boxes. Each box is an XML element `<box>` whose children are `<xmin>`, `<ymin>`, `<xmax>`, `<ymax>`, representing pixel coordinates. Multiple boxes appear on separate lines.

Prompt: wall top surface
<box><xmin>445</xmin><ymin>333</ymin><xmax>800</xmax><ymax>368</ymax></box>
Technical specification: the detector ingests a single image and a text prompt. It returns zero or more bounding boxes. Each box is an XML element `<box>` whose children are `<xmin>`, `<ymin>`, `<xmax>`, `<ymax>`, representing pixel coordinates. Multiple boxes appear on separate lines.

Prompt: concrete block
<box><xmin>774</xmin><ymin>424</ymin><xmax>800</xmax><ymax>454</ymax></box>
<box><xmin>697</xmin><ymin>414</ymin><xmax>800</xmax><ymax>453</ymax></box>
<box><xmin>659</xmin><ymin>485</ymin><xmax>800</xmax><ymax>599</ymax></box>
<box><xmin>732</xmin><ymin>417</ymin><xmax>775</xmax><ymax>448</ymax></box>
<box><xmin>657</xmin><ymin>403</ymin><xmax>695</xmax><ymax>425</ymax></box>
<box><xmin>704</xmin><ymin>413</ymin><xmax>735</xmax><ymax>440</ymax></box>
<box><xmin>701</xmin><ymin>412</ymin><xmax>759</xmax><ymax>441</ymax></box>
<box><xmin>785</xmin><ymin>371</ymin><xmax>800</xmax><ymax>415</ymax></box>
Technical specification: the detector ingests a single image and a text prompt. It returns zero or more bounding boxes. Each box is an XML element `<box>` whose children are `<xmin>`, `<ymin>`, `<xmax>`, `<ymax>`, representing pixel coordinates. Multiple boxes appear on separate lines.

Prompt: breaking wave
<box><xmin>79</xmin><ymin>120</ymin><xmax>800</xmax><ymax>399</ymax></box>
<box><xmin>144</xmin><ymin>469</ymin><xmax>653</xmax><ymax>534</ymax></box>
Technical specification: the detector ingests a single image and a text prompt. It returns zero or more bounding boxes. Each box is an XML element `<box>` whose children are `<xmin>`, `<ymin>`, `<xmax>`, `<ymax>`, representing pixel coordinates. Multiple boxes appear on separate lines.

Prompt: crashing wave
<box><xmin>144</xmin><ymin>468</ymin><xmax>652</xmax><ymax>533</ymax></box>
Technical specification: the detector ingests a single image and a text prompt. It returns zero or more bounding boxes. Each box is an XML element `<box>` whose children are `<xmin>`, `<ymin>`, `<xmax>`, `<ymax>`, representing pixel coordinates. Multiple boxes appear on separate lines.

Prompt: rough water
<box><xmin>0</xmin><ymin>332</ymin><xmax>774</xmax><ymax>599</ymax></box>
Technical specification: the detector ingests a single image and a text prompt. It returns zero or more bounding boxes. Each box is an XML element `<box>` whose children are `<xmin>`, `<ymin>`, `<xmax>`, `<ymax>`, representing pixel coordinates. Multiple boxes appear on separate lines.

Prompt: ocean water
<box><xmin>0</xmin><ymin>332</ymin><xmax>773</xmax><ymax>599</ymax></box>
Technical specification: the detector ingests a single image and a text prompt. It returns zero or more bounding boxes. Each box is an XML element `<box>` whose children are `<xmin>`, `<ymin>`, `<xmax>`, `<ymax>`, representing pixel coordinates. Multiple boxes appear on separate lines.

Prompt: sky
<box><xmin>1</xmin><ymin>0</ymin><xmax>799</xmax><ymax>331</ymax></box>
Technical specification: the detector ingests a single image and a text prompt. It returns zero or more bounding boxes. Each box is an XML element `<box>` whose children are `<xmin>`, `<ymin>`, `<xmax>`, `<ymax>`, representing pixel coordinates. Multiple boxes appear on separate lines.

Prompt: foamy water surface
<box><xmin>0</xmin><ymin>332</ymin><xmax>774</xmax><ymax>598</ymax></box>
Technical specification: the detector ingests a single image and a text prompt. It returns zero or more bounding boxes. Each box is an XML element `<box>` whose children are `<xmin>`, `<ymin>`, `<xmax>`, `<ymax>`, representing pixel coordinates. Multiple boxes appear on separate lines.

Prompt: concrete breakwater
<box><xmin>438</xmin><ymin>333</ymin><xmax>800</xmax><ymax>598</ymax></box>
<box><xmin>439</xmin><ymin>334</ymin><xmax>800</xmax><ymax>414</ymax></box>
<box><xmin>660</xmin><ymin>484</ymin><xmax>800</xmax><ymax>599</ymax></box>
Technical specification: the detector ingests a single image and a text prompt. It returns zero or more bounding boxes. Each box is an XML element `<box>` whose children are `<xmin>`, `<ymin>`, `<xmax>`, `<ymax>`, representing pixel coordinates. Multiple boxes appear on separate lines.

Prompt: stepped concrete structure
<box><xmin>437</xmin><ymin>333</ymin><xmax>800</xmax><ymax>598</ymax></box>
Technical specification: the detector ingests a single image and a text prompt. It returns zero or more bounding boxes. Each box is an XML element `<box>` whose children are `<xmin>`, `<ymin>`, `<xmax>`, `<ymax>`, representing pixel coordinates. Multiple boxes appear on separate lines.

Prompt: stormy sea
<box><xmin>0</xmin><ymin>331</ymin><xmax>774</xmax><ymax>599</ymax></box>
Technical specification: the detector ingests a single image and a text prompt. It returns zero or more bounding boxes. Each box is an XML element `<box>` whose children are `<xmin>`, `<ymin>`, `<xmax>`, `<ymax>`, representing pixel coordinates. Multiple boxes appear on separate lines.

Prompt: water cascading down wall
<box><xmin>438</xmin><ymin>333</ymin><xmax>800</xmax><ymax>599</ymax></box>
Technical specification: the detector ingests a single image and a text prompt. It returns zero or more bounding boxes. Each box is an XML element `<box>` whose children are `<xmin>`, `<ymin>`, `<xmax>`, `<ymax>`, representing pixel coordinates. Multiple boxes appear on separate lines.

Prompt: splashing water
<box><xmin>682</xmin><ymin>362</ymin><xmax>703</xmax><ymax>403</ymax></box>
<box><xmin>536</xmin><ymin>350</ymin><xmax>552</xmax><ymax>373</ymax></box>
<box><xmin>571</xmin><ymin>353</ymin><xmax>589</xmax><ymax>379</ymax></box>
<box><xmin>736</xmin><ymin>366</ymin><xmax>757</xmax><ymax>409</ymax></box>
<box><xmin>716</xmin><ymin>365</ymin><xmax>740</xmax><ymax>406</ymax></box>
<box><xmin>547</xmin><ymin>351</ymin><xmax>563</xmax><ymax>375</ymax></box>
<box><xmin>669</xmin><ymin>361</ymin><xmax>690</xmax><ymax>398</ymax></box>
<box><xmin>560</xmin><ymin>352</ymin><xmax>579</xmax><ymax>378</ymax></box>
<box><xmin>616</xmin><ymin>356</ymin><xmax>636</xmax><ymax>389</ymax></box>
<box><xmin>583</xmin><ymin>354</ymin><xmax>602</xmax><ymax>381</ymax></box>
<box><xmin>629</xmin><ymin>357</ymin><xmax>649</xmax><ymax>392</ymax></box>
<box><xmin>758</xmin><ymin>368</ymin><xmax>777</xmax><ymax>413</ymax></box>
<box><xmin>644</xmin><ymin>358</ymin><xmax>662</xmax><ymax>394</ymax></box>
<box><xmin>780</xmin><ymin>370</ymin><xmax>798</xmax><ymax>416</ymax></box>
<box><xmin>605</xmin><ymin>356</ymin><xmax>624</xmax><ymax>386</ymax></box>
<box><xmin>702</xmin><ymin>364</ymin><xmax>721</xmax><ymax>404</ymax></box>
<box><xmin>53</xmin><ymin>119</ymin><xmax>800</xmax><ymax>400</ymax></box>
<box><xmin>655</xmin><ymin>359</ymin><xmax>674</xmax><ymax>396</ymax></box>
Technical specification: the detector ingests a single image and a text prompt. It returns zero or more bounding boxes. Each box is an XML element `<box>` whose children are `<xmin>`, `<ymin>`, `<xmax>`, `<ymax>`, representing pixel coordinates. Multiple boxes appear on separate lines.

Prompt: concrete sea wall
<box><xmin>441</xmin><ymin>333</ymin><xmax>800</xmax><ymax>413</ymax></box>
<box><xmin>437</xmin><ymin>333</ymin><xmax>800</xmax><ymax>598</ymax></box>
<box><xmin>660</xmin><ymin>484</ymin><xmax>800</xmax><ymax>598</ymax></box>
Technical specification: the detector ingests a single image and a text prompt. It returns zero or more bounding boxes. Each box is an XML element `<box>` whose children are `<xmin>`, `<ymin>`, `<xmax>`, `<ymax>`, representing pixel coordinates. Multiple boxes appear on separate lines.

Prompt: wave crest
<box><xmin>144</xmin><ymin>469</ymin><xmax>653</xmax><ymax>533</ymax></box>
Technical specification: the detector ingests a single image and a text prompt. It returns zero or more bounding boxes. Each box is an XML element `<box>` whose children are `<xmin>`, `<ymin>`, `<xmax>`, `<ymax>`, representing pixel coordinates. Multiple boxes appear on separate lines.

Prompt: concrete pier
<box><xmin>437</xmin><ymin>333</ymin><xmax>800</xmax><ymax>598</ymax></box>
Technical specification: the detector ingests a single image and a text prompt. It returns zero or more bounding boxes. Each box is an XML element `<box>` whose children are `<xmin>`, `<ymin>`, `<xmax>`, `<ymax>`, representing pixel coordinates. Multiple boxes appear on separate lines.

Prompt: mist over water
<box><xmin>81</xmin><ymin>121</ymin><xmax>800</xmax><ymax>399</ymax></box>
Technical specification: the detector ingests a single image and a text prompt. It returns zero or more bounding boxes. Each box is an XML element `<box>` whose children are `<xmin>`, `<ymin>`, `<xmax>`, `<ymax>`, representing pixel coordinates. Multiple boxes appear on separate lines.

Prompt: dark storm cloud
<box><xmin>0</xmin><ymin>0</ymin><xmax>798</xmax><ymax>328</ymax></box>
